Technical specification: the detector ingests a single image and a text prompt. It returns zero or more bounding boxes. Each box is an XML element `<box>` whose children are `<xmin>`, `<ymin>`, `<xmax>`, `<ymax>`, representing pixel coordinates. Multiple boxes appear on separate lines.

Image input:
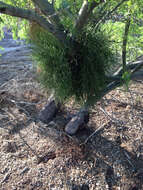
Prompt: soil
<box><xmin>0</xmin><ymin>34</ymin><xmax>143</xmax><ymax>190</ymax></box>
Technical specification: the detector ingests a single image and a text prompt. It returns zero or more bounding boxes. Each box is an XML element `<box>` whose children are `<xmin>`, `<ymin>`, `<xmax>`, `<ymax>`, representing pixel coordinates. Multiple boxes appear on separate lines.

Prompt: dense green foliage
<box><xmin>30</xmin><ymin>23</ymin><xmax>115</xmax><ymax>104</ymax></box>
<box><xmin>30</xmin><ymin>24</ymin><xmax>72</xmax><ymax>101</ymax></box>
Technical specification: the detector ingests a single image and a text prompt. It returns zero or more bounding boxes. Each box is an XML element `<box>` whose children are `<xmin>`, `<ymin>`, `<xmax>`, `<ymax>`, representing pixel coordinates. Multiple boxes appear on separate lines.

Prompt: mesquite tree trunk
<box><xmin>39</xmin><ymin>97</ymin><xmax>60</xmax><ymax>124</ymax></box>
<box><xmin>65</xmin><ymin>108</ymin><xmax>89</xmax><ymax>135</ymax></box>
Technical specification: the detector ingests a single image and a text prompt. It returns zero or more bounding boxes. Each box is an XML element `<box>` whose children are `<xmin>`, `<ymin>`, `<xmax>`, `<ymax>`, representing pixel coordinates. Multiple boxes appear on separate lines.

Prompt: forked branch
<box><xmin>95</xmin><ymin>0</ymin><xmax>129</xmax><ymax>30</ymax></box>
<box><xmin>74</xmin><ymin>0</ymin><xmax>105</xmax><ymax>32</ymax></box>
<box><xmin>31</xmin><ymin>0</ymin><xmax>64</xmax><ymax>29</ymax></box>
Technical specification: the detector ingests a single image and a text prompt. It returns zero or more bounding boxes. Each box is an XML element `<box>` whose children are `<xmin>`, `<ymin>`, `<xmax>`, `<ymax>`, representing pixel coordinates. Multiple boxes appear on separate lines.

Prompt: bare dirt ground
<box><xmin>0</xmin><ymin>36</ymin><xmax>143</xmax><ymax>190</ymax></box>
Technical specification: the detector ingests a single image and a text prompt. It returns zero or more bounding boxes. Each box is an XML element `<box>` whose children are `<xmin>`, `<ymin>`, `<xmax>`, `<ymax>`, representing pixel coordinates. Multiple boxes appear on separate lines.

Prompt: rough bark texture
<box><xmin>122</xmin><ymin>18</ymin><xmax>131</xmax><ymax>72</ymax></box>
<box><xmin>39</xmin><ymin>99</ymin><xmax>59</xmax><ymax>124</ymax></box>
<box><xmin>74</xmin><ymin>0</ymin><xmax>105</xmax><ymax>31</ymax></box>
<box><xmin>31</xmin><ymin>0</ymin><xmax>64</xmax><ymax>29</ymax></box>
<box><xmin>65</xmin><ymin>109</ymin><xmax>89</xmax><ymax>135</ymax></box>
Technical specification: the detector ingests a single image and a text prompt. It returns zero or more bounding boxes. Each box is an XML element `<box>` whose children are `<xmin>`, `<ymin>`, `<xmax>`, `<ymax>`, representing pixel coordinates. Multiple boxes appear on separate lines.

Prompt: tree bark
<box><xmin>65</xmin><ymin>108</ymin><xmax>89</xmax><ymax>135</ymax></box>
<box><xmin>31</xmin><ymin>0</ymin><xmax>64</xmax><ymax>30</ymax></box>
<box><xmin>122</xmin><ymin>18</ymin><xmax>131</xmax><ymax>72</ymax></box>
<box><xmin>39</xmin><ymin>96</ymin><xmax>60</xmax><ymax>124</ymax></box>
<box><xmin>74</xmin><ymin>0</ymin><xmax>105</xmax><ymax>32</ymax></box>
<box><xmin>112</xmin><ymin>59</ymin><xmax>143</xmax><ymax>78</ymax></box>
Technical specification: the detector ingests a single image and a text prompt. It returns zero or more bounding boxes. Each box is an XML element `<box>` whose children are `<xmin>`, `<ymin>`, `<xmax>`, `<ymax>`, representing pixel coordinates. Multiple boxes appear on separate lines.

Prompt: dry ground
<box><xmin>0</xmin><ymin>40</ymin><xmax>143</xmax><ymax>190</ymax></box>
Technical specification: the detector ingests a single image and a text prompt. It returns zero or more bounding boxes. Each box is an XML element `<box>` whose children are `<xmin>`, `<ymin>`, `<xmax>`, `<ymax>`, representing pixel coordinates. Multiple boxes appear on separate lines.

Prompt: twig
<box><xmin>4</xmin><ymin>110</ymin><xmax>17</xmax><ymax>120</ymax></box>
<box><xmin>110</xmin><ymin>94</ymin><xmax>127</xmax><ymax>105</ymax></box>
<box><xmin>12</xmin><ymin>98</ymin><xmax>33</xmax><ymax>105</ymax></box>
<box><xmin>18</xmin><ymin>131</ymin><xmax>40</xmax><ymax>159</ymax></box>
<box><xmin>15</xmin><ymin>105</ymin><xmax>31</xmax><ymax>118</ymax></box>
<box><xmin>63</xmin><ymin>132</ymin><xmax>75</xmax><ymax>140</ymax></box>
<box><xmin>0</xmin><ymin>79</ymin><xmax>15</xmax><ymax>89</ymax></box>
<box><xmin>139</xmin><ymin>119</ymin><xmax>142</xmax><ymax>128</ymax></box>
<box><xmin>124</xmin><ymin>151</ymin><xmax>135</xmax><ymax>169</ymax></box>
<box><xmin>100</xmin><ymin>107</ymin><xmax>124</xmax><ymax>125</ymax></box>
<box><xmin>81</xmin><ymin>123</ymin><xmax>108</xmax><ymax>145</ymax></box>
<box><xmin>95</xmin><ymin>0</ymin><xmax>128</xmax><ymax>30</ymax></box>
<box><xmin>0</xmin><ymin>125</ymin><xmax>11</xmax><ymax>131</ymax></box>
<box><xmin>10</xmin><ymin>99</ymin><xmax>34</xmax><ymax>118</ymax></box>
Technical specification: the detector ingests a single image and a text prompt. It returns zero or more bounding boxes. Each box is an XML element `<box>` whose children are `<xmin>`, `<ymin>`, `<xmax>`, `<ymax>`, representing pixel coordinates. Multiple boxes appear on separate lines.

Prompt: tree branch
<box><xmin>0</xmin><ymin>1</ymin><xmax>68</xmax><ymax>46</ymax></box>
<box><xmin>113</xmin><ymin>60</ymin><xmax>143</xmax><ymax>78</ymax></box>
<box><xmin>74</xmin><ymin>0</ymin><xmax>105</xmax><ymax>32</ymax></box>
<box><xmin>105</xmin><ymin>61</ymin><xmax>143</xmax><ymax>97</ymax></box>
<box><xmin>95</xmin><ymin>0</ymin><xmax>129</xmax><ymax>30</ymax></box>
<box><xmin>31</xmin><ymin>0</ymin><xmax>64</xmax><ymax>29</ymax></box>
<box><xmin>101</xmin><ymin>60</ymin><xmax>143</xmax><ymax>101</ymax></box>
<box><xmin>32</xmin><ymin>0</ymin><xmax>54</xmax><ymax>16</ymax></box>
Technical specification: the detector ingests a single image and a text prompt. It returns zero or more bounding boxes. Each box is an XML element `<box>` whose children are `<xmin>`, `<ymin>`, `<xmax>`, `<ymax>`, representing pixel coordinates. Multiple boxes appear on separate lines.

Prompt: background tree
<box><xmin>0</xmin><ymin>0</ymin><xmax>143</xmax><ymax>135</ymax></box>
